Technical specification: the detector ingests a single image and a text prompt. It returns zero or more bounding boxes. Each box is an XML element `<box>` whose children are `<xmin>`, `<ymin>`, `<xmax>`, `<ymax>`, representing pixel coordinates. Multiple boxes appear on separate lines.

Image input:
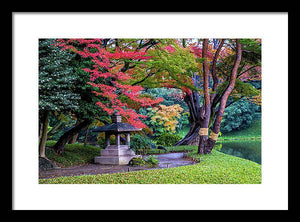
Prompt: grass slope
<box><xmin>45</xmin><ymin>140</ymin><xmax>100</xmax><ymax>167</ymax></box>
<box><xmin>176</xmin><ymin>119</ymin><xmax>261</xmax><ymax>141</ymax></box>
<box><xmin>40</xmin><ymin>146</ymin><xmax>261</xmax><ymax>184</ymax></box>
<box><xmin>219</xmin><ymin>119</ymin><xmax>261</xmax><ymax>140</ymax></box>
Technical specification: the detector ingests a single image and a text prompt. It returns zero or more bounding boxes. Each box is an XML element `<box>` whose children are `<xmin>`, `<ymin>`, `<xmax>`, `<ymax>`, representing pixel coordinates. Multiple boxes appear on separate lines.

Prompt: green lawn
<box><xmin>219</xmin><ymin>119</ymin><xmax>261</xmax><ymax>141</ymax></box>
<box><xmin>45</xmin><ymin>140</ymin><xmax>101</xmax><ymax>167</ymax></box>
<box><xmin>175</xmin><ymin>119</ymin><xmax>261</xmax><ymax>141</ymax></box>
<box><xmin>40</xmin><ymin>145</ymin><xmax>261</xmax><ymax>184</ymax></box>
<box><xmin>177</xmin><ymin>126</ymin><xmax>190</xmax><ymax>138</ymax></box>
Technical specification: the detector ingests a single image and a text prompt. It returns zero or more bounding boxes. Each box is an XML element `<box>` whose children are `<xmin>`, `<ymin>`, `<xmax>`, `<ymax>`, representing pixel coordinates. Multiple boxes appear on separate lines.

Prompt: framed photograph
<box><xmin>12</xmin><ymin>12</ymin><xmax>288</xmax><ymax>210</ymax></box>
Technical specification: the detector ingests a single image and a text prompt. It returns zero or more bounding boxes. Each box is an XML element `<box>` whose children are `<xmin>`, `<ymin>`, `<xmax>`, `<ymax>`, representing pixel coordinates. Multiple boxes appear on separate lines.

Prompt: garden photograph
<box><xmin>38</xmin><ymin>38</ymin><xmax>262</xmax><ymax>184</ymax></box>
<box><xmin>12</xmin><ymin>12</ymin><xmax>288</xmax><ymax>211</ymax></box>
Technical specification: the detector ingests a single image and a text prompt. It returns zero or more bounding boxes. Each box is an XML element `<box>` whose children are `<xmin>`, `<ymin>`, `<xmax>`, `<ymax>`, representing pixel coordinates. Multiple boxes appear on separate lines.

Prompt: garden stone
<box><xmin>39</xmin><ymin>157</ymin><xmax>59</xmax><ymax>170</ymax></box>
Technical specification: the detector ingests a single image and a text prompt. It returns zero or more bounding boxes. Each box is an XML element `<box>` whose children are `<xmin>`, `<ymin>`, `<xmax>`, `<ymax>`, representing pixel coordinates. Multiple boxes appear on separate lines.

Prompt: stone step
<box><xmin>101</xmin><ymin>148</ymin><xmax>135</xmax><ymax>156</ymax></box>
<box><xmin>94</xmin><ymin>155</ymin><xmax>135</xmax><ymax>165</ymax></box>
<box><xmin>105</xmin><ymin>145</ymin><xmax>129</xmax><ymax>150</ymax></box>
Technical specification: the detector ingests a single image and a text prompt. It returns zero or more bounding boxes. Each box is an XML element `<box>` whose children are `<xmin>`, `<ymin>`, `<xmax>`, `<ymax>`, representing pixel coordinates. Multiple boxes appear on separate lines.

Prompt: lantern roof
<box><xmin>92</xmin><ymin>114</ymin><xmax>141</xmax><ymax>133</ymax></box>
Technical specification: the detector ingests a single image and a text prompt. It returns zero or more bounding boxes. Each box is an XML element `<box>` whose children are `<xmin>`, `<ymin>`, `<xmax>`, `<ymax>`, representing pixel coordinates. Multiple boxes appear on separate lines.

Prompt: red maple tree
<box><xmin>55</xmin><ymin>39</ymin><xmax>163</xmax><ymax>129</ymax></box>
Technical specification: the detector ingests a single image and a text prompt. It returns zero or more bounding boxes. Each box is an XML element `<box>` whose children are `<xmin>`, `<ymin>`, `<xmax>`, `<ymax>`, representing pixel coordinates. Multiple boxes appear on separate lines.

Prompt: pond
<box><xmin>216</xmin><ymin>140</ymin><xmax>261</xmax><ymax>164</ymax></box>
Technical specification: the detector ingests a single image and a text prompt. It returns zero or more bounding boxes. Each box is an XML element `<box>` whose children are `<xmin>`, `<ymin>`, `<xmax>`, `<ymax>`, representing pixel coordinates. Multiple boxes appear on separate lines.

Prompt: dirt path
<box><xmin>39</xmin><ymin>152</ymin><xmax>196</xmax><ymax>179</ymax></box>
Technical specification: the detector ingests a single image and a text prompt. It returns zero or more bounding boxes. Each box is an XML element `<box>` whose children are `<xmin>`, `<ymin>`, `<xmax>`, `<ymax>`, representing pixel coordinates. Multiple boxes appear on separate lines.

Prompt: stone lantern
<box><xmin>93</xmin><ymin>114</ymin><xmax>141</xmax><ymax>165</ymax></box>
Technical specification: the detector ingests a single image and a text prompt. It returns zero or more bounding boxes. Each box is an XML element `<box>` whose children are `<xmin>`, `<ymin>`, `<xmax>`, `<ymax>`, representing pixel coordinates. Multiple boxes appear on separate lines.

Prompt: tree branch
<box><xmin>211</xmin><ymin>39</ymin><xmax>242</xmax><ymax>133</ymax></box>
<box><xmin>237</xmin><ymin>65</ymin><xmax>257</xmax><ymax>78</ymax></box>
<box><xmin>202</xmin><ymin>39</ymin><xmax>210</xmax><ymax>109</ymax></box>
<box><xmin>210</xmin><ymin>39</ymin><xmax>225</xmax><ymax>103</ymax></box>
<box><xmin>131</xmin><ymin>72</ymin><xmax>156</xmax><ymax>86</ymax></box>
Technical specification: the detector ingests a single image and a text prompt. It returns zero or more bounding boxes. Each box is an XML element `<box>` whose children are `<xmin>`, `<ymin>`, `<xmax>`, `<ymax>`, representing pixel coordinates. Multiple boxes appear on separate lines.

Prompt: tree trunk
<box><xmin>175</xmin><ymin>121</ymin><xmax>200</xmax><ymax>146</ymax></box>
<box><xmin>39</xmin><ymin>111</ymin><xmax>49</xmax><ymax>158</ymax></box>
<box><xmin>47</xmin><ymin>120</ymin><xmax>64</xmax><ymax>139</ymax></box>
<box><xmin>39</xmin><ymin>122</ymin><xmax>43</xmax><ymax>141</ymax></box>
<box><xmin>84</xmin><ymin>124</ymin><xmax>90</xmax><ymax>146</ymax></box>
<box><xmin>206</xmin><ymin>138</ymin><xmax>217</xmax><ymax>154</ymax></box>
<box><xmin>68</xmin><ymin>120</ymin><xmax>80</xmax><ymax>144</ymax></box>
<box><xmin>175</xmin><ymin>91</ymin><xmax>202</xmax><ymax>146</ymax></box>
<box><xmin>68</xmin><ymin>133</ymin><xmax>79</xmax><ymax>144</ymax></box>
<box><xmin>198</xmin><ymin>135</ymin><xmax>208</xmax><ymax>154</ymax></box>
<box><xmin>210</xmin><ymin>39</ymin><xmax>225</xmax><ymax>104</ymax></box>
<box><xmin>53</xmin><ymin>119</ymin><xmax>92</xmax><ymax>154</ymax></box>
<box><xmin>205</xmin><ymin>40</ymin><xmax>242</xmax><ymax>154</ymax></box>
<box><xmin>176</xmin><ymin>39</ymin><xmax>242</xmax><ymax>155</ymax></box>
<box><xmin>197</xmin><ymin>39</ymin><xmax>211</xmax><ymax>154</ymax></box>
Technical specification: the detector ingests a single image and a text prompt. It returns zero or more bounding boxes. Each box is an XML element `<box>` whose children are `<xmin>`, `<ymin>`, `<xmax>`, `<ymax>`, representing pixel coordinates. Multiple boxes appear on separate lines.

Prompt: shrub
<box><xmin>130</xmin><ymin>134</ymin><xmax>152</xmax><ymax>155</ymax></box>
<box><xmin>146</xmin><ymin>88</ymin><xmax>188</xmax><ymax>110</ymax></box>
<box><xmin>156</xmin><ymin>133</ymin><xmax>182</xmax><ymax>147</ymax></box>
<box><xmin>97</xmin><ymin>135</ymin><xmax>116</xmax><ymax>148</ymax></box>
<box><xmin>221</xmin><ymin>98</ymin><xmax>260</xmax><ymax>133</ymax></box>
<box><xmin>141</xmin><ymin>104</ymin><xmax>184</xmax><ymax>136</ymax></box>
<box><xmin>45</xmin><ymin>140</ymin><xmax>57</xmax><ymax>147</ymax></box>
<box><xmin>45</xmin><ymin>143</ymin><xmax>100</xmax><ymax>167</ymax></box>
<box><xmin>177</xmin><ymin>112</ymin><xmax>190</xmax><ymax>130</ymax></box>
<box><xmin>128</xmin><ymin>156</ymin><xmax>146</xmax><ymax>166</ymax></box>
<box><xmin>144</xmin><ymin>155</ymin><xmax>159</xmax><ymax>166</ymax></box>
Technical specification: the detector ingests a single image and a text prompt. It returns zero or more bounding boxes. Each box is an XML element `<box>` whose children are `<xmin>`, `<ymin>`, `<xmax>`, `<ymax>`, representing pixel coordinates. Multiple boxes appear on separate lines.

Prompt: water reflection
<box><xmin>216</xmin><ymin>140</ymin><xmax>261</xmax><ymax>164</ymax></box>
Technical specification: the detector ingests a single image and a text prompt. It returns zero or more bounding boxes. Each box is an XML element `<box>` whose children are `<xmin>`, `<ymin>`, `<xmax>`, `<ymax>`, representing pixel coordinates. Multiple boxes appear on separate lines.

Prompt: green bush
<box><xmin>45</xmin><ymin>142</ymin><xmax>101</xmax><ymax>167</ymax></box>
<box><xmin>144</xmin><ymin>155</ymin><xmax>159</xmax><ymax>166</ymax></box>
<box><xmin>177</xmin><ymin>112</ymin><xmax>190</xmax><ymax>130</ymax></box>
<box><xmin>221</xmin><ymin>98</ymin><xmax>260</xmax><ymax>133</ymax></box>
<box><xmin>145</xmin><ymin>88</ymin><xmax>188</xmax><ymax>111</ymax></box>
<box><xmin>156</xmin><ymin>133</ymin><xmax>182</xmax><ymax>147</ymax></box>
<box><xmin>130</xmin><ymin>134</ymin><xmax>152</xmax><ymax>155</ymax></box>
<box><xmin>97</xmin><ymin>136</ymin><xmax>116</xmax><ymax>148</ymax></box>
<box><xmin>129</xmin><ymin>156</ymin><xmax>146</xmax><ymax>166</ymax></box>
<box><xmin>45</xmin><ymin>140</ymin><xmax>57</xmax><ymax>147</ymax></box>
<box><xmin>221</xmin><ymin>119</ymin><xmax>261</xmax><ymax>139</ymax></box>
<box><xmin>130</xmin><ymin>134</ymin><xmax>151</xmax><ymax>149</ymax></box>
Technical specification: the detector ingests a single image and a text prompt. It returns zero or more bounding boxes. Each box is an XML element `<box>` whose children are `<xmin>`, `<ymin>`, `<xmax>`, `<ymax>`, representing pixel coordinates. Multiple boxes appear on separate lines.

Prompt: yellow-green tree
<box><xmin>149</xmin><ymin>104</ymin><xmax>183</xmax><ymax>136</ymax></box>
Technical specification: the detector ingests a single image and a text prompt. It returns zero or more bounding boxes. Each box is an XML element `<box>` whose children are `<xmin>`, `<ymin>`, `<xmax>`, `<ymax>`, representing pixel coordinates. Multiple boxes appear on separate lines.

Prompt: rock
<box><xmin>39</xmin><ymin>157</ymin><xmax>59</xmax><ymax>170</ymax></box>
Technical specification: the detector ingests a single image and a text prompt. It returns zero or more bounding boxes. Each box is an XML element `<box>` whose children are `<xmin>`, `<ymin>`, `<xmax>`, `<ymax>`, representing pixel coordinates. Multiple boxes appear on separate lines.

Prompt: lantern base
<box><xmin>94</xmin><ymin>145</ymin><xmax>136</xmax><ymax>165</ymax></box>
